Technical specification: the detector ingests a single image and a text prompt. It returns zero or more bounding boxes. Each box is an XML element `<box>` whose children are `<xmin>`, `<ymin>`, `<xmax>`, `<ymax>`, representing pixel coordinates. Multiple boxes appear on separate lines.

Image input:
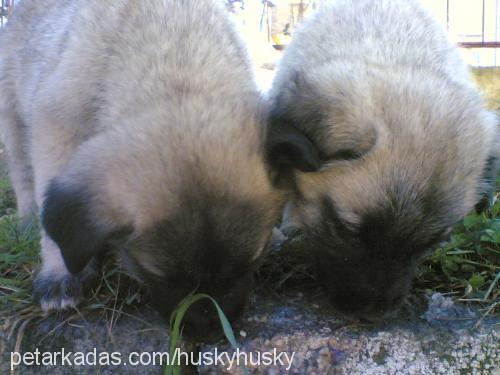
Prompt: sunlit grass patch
<box><xmin>0</xmin><ymin>214</ymin><xmax>145</xmax><ymax>352</ymax></box>
<box><xmin>0</xmin><ymin>215</ymin><xmax>39</xmax><ymax>308</ymax></box>
<box><xmin>0</xmin><ymin>158</ymin><xmax>16</xmax><ymax>217</ymax></box>
<box><xmin>417</xmin><ymin>182</ymin><xmax>499</xmax><ymax>316</ymax></box>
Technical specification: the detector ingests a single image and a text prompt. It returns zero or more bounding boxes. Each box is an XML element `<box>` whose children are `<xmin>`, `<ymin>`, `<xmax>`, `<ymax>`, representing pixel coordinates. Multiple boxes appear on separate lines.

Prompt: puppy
<box><xmin>0</xmin><ymin>0</ymin><xmax>283</xmax><ymax>340</ymax></box>
<box><xmin>267</xmin><ymin>0</ymin><xmax>499</xmax><ymax>321</ymax></box>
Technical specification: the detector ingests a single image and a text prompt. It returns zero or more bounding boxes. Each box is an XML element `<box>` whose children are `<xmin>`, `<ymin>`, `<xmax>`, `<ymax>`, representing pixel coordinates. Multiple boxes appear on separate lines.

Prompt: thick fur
<box><xmin>0</xmin><ymin>0</ymin><xmax>283</xmax><ymax>339</ymax></box>
<box><xmin>267</xmin><ymin>0</ymin><xmax>499</xmax><ymax>320</ymax></box>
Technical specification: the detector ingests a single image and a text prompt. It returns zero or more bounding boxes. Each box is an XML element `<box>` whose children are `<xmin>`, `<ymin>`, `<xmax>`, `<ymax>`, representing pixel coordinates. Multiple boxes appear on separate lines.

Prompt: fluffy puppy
<box><xmin>0</xmin><ymin>0</ymin><xmax>283</xmax><ymax>340</ymax></box>
<box><xmin>267</xmin><ymin>0</ymin><xmax>498</xmax><ymax>321</ymax></box>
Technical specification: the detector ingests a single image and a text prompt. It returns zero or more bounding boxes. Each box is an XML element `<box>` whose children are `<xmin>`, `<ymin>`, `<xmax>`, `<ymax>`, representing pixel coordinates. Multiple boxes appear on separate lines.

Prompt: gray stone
<box><xmin>1</xmin><ymin>291</ymin><xmax>498</xmax><ymax>374</ymax></box>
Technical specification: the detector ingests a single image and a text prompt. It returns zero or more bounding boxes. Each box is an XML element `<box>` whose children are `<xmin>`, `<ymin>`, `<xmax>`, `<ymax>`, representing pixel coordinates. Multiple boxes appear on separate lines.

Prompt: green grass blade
<box><xmin>165</xmin><ymin>293</ymin><xmax>208</xmax><ymax>375</ymax></box>
<box><xmin>164</xmin><ymin>293</ymin><xmax>250</xmax><ymax>375</ymax></box>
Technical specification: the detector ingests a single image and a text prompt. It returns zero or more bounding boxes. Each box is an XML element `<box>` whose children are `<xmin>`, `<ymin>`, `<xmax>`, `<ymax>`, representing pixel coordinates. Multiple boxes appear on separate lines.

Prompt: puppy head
<box><xmin>43</xmin><ymin>120</ymin><xmax>282</xmax><ymax>341</ymax></box>
<box><xmin>120</xmin><ymin>192</ymin><xmax>276</xmax><ymax>341</ymax></box>
<box><xmin>267</xmin><ymin>67</ymin><xmax>498</xmax><ymax>320</ymax></box>
<box><xmin>303</xmin><ymin>191</ymin><xmax>447</xmax><ymax>321</ymax></box>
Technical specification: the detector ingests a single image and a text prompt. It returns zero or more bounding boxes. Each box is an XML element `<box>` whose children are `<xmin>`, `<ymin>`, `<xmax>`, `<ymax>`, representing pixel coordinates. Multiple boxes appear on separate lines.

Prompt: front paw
<box><xmin>33</xmin><ymin>264</ymin><xmax>99</xmax><ymax>311</ymax></box>
<box><xmin>33</xmin><ymin>273</ymin><xmax>84</xmax><ymax>311</ymax></box>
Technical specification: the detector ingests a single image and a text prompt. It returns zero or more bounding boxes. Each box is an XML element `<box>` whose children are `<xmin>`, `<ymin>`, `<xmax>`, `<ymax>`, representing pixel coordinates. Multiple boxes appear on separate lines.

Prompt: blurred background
<box><xmin>1</xmin><ymin>0</ymin><xmax>499</xmax><ymax>108</ymax></box>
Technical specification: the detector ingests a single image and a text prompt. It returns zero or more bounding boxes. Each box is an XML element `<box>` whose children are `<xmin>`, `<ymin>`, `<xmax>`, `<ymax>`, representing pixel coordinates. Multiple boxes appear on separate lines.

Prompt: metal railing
<box><xmin>451</xmin><ymin>0</ymin><xmax>500</xmax><ymax>48</ymax></box>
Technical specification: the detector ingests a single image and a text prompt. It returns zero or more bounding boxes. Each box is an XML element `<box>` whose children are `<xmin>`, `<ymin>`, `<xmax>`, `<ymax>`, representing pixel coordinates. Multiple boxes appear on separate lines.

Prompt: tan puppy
<box><xmin>267</xmin><ymin>0</ymin><xmax>498</xmax><ymax>320</ymax></box>
<box><xmin>0</xmin><ymin>0</ymin><xmax>283</xmax><ymax>340</ymax></box>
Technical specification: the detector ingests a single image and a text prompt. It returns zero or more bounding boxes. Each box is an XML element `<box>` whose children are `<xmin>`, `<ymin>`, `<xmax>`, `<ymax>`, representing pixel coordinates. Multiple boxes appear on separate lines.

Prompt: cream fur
<box><xmin>0</xmin><ymin>0</ymin><xmax>282</xmax><ymax>311</ymax></box>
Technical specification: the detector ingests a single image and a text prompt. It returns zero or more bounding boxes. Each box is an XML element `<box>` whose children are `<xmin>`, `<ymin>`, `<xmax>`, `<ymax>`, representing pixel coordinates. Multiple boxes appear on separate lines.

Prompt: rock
<box><xmin>1</xmin><ymin>290</ymin><xmax>499</xmax><ymax>374</ymax></box>
<box><xmin>422</xmin><ymin>293</ymin><xmax>477</xmax><ymax>327</ymax></box>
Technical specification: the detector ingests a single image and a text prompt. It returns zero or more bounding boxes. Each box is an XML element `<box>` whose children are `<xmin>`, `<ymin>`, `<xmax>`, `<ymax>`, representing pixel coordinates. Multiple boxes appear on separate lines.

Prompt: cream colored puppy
<box><xmin>267</xmin><ymin>0</ymin><xmax>498</xmax><ymax>320</ymax></box>
<box><xmin>0</xmin><ymin>0</ymin><xmax>283</xmax><ymax>340</ymax></box>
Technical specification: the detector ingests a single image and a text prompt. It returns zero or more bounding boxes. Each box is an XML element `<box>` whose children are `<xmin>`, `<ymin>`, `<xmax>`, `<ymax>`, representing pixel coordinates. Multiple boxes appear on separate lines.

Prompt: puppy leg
<box><xmin>30</xmin><ymin>108</ymin><xmax>98</xmax><ymax>311</ymax></box>
<box><xmin>0</xmin><ymin>100</ymin><xmax>36</xmax><ymax>228</ymax></box>
<box><xmin>33</xmin><ymin>234</ymin><xmax>99</xmax><ymax>310</ymax></box>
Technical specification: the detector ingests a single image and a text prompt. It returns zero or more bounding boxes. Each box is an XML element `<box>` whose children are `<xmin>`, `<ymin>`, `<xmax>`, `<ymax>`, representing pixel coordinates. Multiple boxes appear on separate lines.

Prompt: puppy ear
<box><xmin>266</xmin><ymin>123</ymin><xmax>321</xmax><ymax>173</ymax></box>
<box><xmin>42</xmin><ymin>180</ymin><xmax>115</xmax><ymax>274</ymax></box>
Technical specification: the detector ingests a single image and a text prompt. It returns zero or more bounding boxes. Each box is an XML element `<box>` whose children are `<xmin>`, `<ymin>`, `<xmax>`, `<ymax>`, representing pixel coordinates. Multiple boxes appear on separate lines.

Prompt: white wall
<box><xmin>421</xmin><ymin>0</ymin><xmax>499</xmax><ymax>66</ymax></box>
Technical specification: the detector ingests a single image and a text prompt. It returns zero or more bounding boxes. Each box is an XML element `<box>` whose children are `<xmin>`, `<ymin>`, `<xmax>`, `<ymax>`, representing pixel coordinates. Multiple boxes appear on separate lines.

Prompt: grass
<box><xmin>416</xmin><ymin>178</ymin><xmax>500</xmax><ymax>314</ymax></box>
<box><xmin>0</xmin><ymin>191</ymin><xmax>144</xmax><ymax>352</ymax></box>
<box><xmin>0</xmin><ymin>216</ymin><xmax>39</xmax><ymax>308</ymax></box>
<box><xmin>0</xmin><ymin>157</ymin><xmax>16</xmax><ymax>217</ymax></box>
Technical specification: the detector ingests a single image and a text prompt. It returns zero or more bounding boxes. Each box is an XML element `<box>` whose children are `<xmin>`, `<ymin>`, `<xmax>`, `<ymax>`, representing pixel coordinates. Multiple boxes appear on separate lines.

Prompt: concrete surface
<box><xmin>1</xmin><ymin>286</ymin><xmax>499</xmax><ymax>374</ymax></box>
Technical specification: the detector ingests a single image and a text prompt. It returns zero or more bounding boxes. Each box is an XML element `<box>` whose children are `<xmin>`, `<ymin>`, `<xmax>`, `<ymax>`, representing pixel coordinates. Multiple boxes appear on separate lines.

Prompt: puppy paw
<box><xmin>33</xmin><ymin>273</ymin><xmax>84</xmax><ymax>311</ymax></box>
<box><xmin>33</xmin><ymin>262</ymin><xmax>99</xmax><ymax>311</ymax></box>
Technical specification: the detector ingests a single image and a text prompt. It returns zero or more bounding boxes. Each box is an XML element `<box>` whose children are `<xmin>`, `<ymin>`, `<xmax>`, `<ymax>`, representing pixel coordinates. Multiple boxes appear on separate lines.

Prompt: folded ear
<box><xmin>266</xmin><ymin>123</ymin><xmax>321</xmax><ymax>173</ymax></box>
<box><xmin>42</xmin><ymin>180</ymin><xmax>118</xmax><ymax>274</ymax></box>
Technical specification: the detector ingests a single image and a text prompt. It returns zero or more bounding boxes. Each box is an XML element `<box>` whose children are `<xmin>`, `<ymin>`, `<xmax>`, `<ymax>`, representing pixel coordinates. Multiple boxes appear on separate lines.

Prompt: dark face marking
<box><xmin>307</xmin><ymin>197</ymin><xmax>448</xmax><ymax>321</ymax></box>
<box><xmin>124</xmin><ymin>196</ymin><xmax>272</xmax><ymax>342</ymax></box>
